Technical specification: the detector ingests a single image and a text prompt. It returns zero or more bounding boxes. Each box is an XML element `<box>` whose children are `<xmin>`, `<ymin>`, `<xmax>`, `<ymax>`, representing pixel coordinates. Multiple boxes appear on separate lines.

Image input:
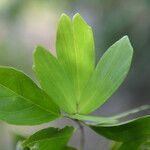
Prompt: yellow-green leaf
<box><xmin>56</xmin><ymin>13</ymin><xmax>95</xmax><ymax>107</ymax></box>
<box><xmin>33</xmin><ymin>46</ymin><xmax>76</xmax><ymax>114</ymax></box>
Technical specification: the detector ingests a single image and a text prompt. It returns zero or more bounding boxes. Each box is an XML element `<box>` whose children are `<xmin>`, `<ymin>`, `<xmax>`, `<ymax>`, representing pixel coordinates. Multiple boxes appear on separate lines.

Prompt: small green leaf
<box><xmin>34</xmin><ymin>46</ymin><xmax>76</xmax><ymax>114</ymax></box>
<box><xmin>56</xmin><ymin>13</ymin><xmax>95</xmax><ymax>106</ymax></box>
<box><xmin>0</xmin><ymin>67</ymin><xmax>60</xmax><ymax>125</ymax></box>
<box><xmin>89</xmin><ymin>115</ymin><xmax>150</xmax><ymax>142</ymax></box>
<box><xmin>68</xmin><ymin>114</ymin><xmax>118</xmax><ymax>125</ymax></box>
<box><xmin>79</xmin><ymin>36</ymin><xmax>133</xmax><ymax>114</ymax></box>
<box><xmin>23</xmin><ymin>126</ymin><xmax>75</xmax><ymax>150</ymax></box>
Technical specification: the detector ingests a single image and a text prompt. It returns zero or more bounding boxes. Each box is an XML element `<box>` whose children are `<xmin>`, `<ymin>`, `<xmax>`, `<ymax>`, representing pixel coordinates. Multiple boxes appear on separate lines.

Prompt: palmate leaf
<box><xmin>56</xmin><ymin>13</ymin><xmax>95</xmax><ymax>108</ymax></box>
<box><xmin>79</xmin><ymin>36</ymin><xmax>133</xmax><ymax>114</ymax></box>
<box><xmin>89</xmin><ymin>115</ymin><xmax>150</xmax><ymax>149</ymax></box>
<box><xmin>0</xmin><ymin>67</ymin><xmax>60</xmax><ymax>125</ymax></box>
<box><xmin>33</xmin><ymin>46</ymin><xmax>76</xmax><ymax>114</ymax></box>
<box><xmin>23</xmin><ymin>126</ymin><xmax>75</xmax><ymax>150</ymax></box>
<box><xmin>34</xmin><ymin>14</ymin><xmax>133</xmax><ymax>115</ymax></box>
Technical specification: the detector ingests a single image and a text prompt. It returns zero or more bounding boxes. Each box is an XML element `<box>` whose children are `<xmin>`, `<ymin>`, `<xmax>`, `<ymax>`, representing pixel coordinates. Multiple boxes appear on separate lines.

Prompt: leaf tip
<box><xmin>121</xmin><ymin>35</ymin><xmax>130</xmax><ymax>43</ymax></box>
<box><xmin>120</xmin><ymin>35</ymin><xmax>130</xmax><ymax>43</ymax></box>
<box><xmin>33</xmin><ymin>45</ymin><xmax>48</xmax><ymax>58</ymax></box>
<box><xmin>73</xmin><ymin>13</ymin><xmax>84</xmax><ymax>21</ymax></box>
<box><xmin>73</xmin><ymin>13</ymin><xmax>91</xmax><ymax>29</ymax></box>
<box><xmin>73</xmin><ymin>13</ymin><xmax>81</xmax><ymax>19</ymax></box>
<box><xmin>59</xmin><ymin>13</ymin><xmax>70</xmax><ymax>21</ymax></box>
<box><xmin>118</xmin><ymin>35</ymin><xmax>133</xmax><ymax>54</ymax></box>
<box><xmin>34</xmin><ymin>45</ymin><xmax>42</xmax><ymax>55</ymax></box>
<box><xmin>60</xmin><ymin>13</ymin><xmax>68</xmax><ymax>17</ymax></box>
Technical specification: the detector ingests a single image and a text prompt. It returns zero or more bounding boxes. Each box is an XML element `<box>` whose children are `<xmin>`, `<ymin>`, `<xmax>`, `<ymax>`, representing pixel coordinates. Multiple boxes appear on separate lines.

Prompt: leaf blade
<box><xmin>68</xmin><ymin>114</ymin><xmax>118</xmax><ymax>125</ymax></box>
<box><xmin>117</xmin><ymin>140</ymin><xmax>145</xmax><ymax>150</ymax></box>
<box><xmin>33</xmin><ymin>46</ymin><xmax>76</xmax><ymax>114</ymax></box>
<box><xmin>0</xmin><ymin>67</ymin><xmax>60</xmax><ymax>125</ymax></box>
<box><xmin>79</xmin><ymin>36</ymin><xmax>133</xmax><ymax>114</ymax></box>
<box><xmin>56</xmin><ymin>13</ymin><xmax>95</xmax><ymax>107</ymax></box>
<box><xmin>89</xmin><ymin>115</ymin><xmax>150</xmax><ymax>142</ymax></box>
<box><xmin>23</xmin><ymin>126</ymin><xmax>75</xmax><ymax>150</ymax></box>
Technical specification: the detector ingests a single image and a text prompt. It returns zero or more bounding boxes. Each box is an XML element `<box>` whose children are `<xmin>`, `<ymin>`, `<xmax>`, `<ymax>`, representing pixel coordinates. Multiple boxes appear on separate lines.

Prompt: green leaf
<box><xmin>143</xmin><ymin>140</ymin><xmax>150</xmax><ymax>148</ymax></box>
<box><xmin>65</xmin><ymin>146</ymin><xmax>78</xmax><ymax>150</ymax></box>
<box><xmin>112</xmin><ymin>140</ymin><xmax>150</xmax><ymax>150</ymax></box>
<box><xmin>56</xmin><ymin>13</ymin><xmax>95</xmax><ymax>107</ymax></box>
<box><xmin>117</xmin><ymin>140</ymin><xmax>145</xmax><ymax>150</ymax></box>
<box><xmin>33</xmin><ymin>46</ymin><xmax>77</xmax><ymax>114</ymax></box>
<box><xmin>112</xmin><ymin>139</ymin><xmax>148</xmax><ymax>150</ymax></box>
<box><xmin>23</xmin><ymin>126</ymin><xmax>75</xmax><ymax>150</ymax></box>
<box><xmin>111</xmin><ymin>142</ymin><xmax>122</xmax><ymax>150</ymax></box>
<box><xmin>68</xmin><ymin>114</ymin><xmax>118</xmax><ymax>125</ymax></box>
<box><xmin>0</xmin><ymin>67</ymin><xmax>60</xmax><ymax>125</ymax></box>
<box><xmin>89</xmin><ymin>115</ymin><xmax>150</xmax><ymax>142</ymax></box>
<box><xmin>79</xmin><ymin>36</ymin><xmax>133</xmax><ymax>114</ymax></box>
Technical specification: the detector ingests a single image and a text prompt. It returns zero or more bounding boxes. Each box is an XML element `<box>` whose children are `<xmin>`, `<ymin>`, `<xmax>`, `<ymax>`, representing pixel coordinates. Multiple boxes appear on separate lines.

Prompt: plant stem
<box><xmin>75</xmin><ymin>120</ymin><xmax>85</xmax><ymax>150</ymax></box>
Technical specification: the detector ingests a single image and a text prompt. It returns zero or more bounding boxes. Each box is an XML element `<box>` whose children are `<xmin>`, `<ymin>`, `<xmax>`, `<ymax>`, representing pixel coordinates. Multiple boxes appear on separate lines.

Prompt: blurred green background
<box><xmin>0</xmin><ymin>0</ymin><xmax>150</xmax><ymax>150</ymax></box>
